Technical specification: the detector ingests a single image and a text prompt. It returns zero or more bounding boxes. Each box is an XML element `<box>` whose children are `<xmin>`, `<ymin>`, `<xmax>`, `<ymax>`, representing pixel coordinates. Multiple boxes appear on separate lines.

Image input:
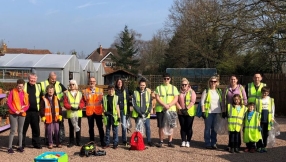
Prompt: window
<box><xmin>69</xmin><ymin>72</ymin><xmax>73</xmax><ymax>80</ymax></box>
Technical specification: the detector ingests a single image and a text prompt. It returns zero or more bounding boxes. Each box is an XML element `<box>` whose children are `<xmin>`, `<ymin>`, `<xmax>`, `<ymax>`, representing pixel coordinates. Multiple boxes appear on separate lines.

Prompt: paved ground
<box><xmin>0</xmin><ymin>114</ymin><xmax>285</xmax><ymax>162</ymax></box>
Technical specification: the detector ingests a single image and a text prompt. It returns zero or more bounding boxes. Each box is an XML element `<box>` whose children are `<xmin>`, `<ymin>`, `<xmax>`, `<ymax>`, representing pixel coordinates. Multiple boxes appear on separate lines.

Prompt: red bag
<box><xmin>130</xmin><ymin>131</ymin><xmax>145</xmax><ymax>151</ymax></box>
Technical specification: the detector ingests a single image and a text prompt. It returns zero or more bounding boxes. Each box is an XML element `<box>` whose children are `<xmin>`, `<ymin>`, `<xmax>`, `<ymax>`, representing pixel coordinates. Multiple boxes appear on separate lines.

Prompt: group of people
<box><xmin>6</xmin><ymin>71</ymin><xmax>274</xmax><ymax>154</ymax></box>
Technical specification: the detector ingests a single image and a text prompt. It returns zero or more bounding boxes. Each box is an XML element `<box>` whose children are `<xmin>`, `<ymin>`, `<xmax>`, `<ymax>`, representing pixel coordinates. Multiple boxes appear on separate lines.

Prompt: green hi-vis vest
<box><xmin>24</xmin><ymin>83</ymin><xmax>41</xmax><ymax>111</ymax></box>
<box><xmin>185</xmin><ymin>90</ymin><xmax>196</xmax><ymax>116</ymax></box>
<box><xmin>227</xmin><ymin>104</ymin><xmax>247</xmax><ymax>132</ymax></box>
<box><xmin>225</xmin><ymin>85</ymin><xmax>245</xmax><ymax>105</ymax></box>
<box><xmin>132</xmin><ymin>90</ymin><xmax>150</xmax><ymax>118</ymax></box>
<box><xmin>103</xmin><ymin>95</ymin><xmax>119</xmax><ymax>126</ymax></box>
<box><xmin>256</xmin><ymin>97</ymin><xmax>274</xmax><ymax>130</ymax></box>
<box><xmin>122</xmin><ymin>90</ymin><xmax>128</xmax><ymax>115</ymax></box>
<box><xmin>41</xmin><ymin>80</ymin><xmax>63</xmax><ymax>100</ymax></box>
<box><xmin>247</xmin><ymin>82</ymin><xmax>266</xmax><ymax>103</ymax></box>
<box><xmin>204</xmin><ymin>88</ymin><xmax>222</xmax><ymax>118</ymax></box>
<box><xmin>243</xmin><ymin>112</ymin><xmax>262</xmax><ymax>143</ymax></box>
<box><xmin>66</xmin><ymin>91</ymin><xmax>83</xmax><ymax>118</ymax></box>
<box><xmin>156</xmin><ymin>85</ymin><xmax>176</xmax><ymax>112</ymax></box>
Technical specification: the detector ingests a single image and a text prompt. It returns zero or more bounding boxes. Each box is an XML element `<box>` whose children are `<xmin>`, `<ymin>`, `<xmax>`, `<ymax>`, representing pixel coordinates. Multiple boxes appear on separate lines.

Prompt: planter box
<box><xmin>34</xmin><ymin>152</ymin><xmax>68</xmax><ymax>162</ymax></box>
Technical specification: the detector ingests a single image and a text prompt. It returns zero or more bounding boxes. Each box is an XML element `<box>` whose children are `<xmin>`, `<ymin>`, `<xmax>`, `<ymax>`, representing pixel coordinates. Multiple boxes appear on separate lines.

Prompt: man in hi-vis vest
<box><xmin>155</xmin><ymin>73</ymin><xmax>179</xmax><ymax>148</ymax></box>
<box><xmin>245</xmin><ymin>73</ymin><xmax>266</xmax><ymax>103</ymax></box>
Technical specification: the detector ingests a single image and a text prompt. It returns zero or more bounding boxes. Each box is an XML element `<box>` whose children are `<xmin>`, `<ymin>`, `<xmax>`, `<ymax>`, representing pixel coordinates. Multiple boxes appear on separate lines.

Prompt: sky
<box><xmin>0</xmin><ymin>0</ymin><xmax>174</xmax><ymax>55</ymax></box>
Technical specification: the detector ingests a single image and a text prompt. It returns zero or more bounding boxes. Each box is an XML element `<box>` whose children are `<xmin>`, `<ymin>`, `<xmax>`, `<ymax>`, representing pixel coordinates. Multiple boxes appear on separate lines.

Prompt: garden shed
<box><xmin>103</xmin><ymin>69</ymin><xmax>137</xmax><ymax>85</ymax></box>
<box><xmin>78</xmin><ymin>59</ymin><xmax>95</xmax><ymax>85</ymax></box>
<box><xmin>93</xmin><ymin>62</ymin><xmax>105</xmax><ymax>85</ymax></box>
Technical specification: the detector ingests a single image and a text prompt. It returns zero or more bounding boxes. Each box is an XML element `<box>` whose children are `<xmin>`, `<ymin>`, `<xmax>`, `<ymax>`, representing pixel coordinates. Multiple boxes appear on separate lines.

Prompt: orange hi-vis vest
<box><xmin>83</xmin><ymin>87</ymin><xmax>103</xmax><ymax>116</ymax></box>
<box><xmin>42</xmin><ymin>96</ymin><xmax>60</xmax><ymax>124</ymax></box>
<box><xmin>9</xmin><ymin>88</ymin><xmax>29</xmax><ymax>117</ymax></box>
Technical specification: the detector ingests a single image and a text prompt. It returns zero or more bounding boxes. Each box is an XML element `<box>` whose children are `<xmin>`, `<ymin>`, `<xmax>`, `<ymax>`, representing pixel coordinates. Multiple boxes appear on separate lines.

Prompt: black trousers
<box><xmin>257</xmin><ymin>122</ymin><xmax>269</xmax><ymax>148</ymax></box>
<box><xmin>178</xmin><ymin>115</ymin><xmax>194</xmax><ymax>142</ymax></box>
<box><xmin>87</xmin><ymin>114</ymin><xmax>105</xmax><ymax>146</ymax></box>
<box><xmin>228</xmin><ymin>131</ymin><xmax>241</xmax><ymax>148</ymax></box>
<box><xmin>22</xmin><ymin>111</ymin><xmax>41</xmax><ymax>146</ymax></box>
<box><xmin>229</xmin><ymin>131</ymin><xmax>240</xmax><ymax>148</ymax></box>
<box><xmin>68</xmin><ymin>117</ymin><xmax>81</xmax><ymax>144</ymax></box>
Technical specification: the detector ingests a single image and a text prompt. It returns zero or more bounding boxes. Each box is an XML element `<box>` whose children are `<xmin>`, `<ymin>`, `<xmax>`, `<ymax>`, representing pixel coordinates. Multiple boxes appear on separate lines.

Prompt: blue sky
<box><xmin>0</xmin><ymin>0</ymin><xmax>174</xmax><ymax>55</ymax></box>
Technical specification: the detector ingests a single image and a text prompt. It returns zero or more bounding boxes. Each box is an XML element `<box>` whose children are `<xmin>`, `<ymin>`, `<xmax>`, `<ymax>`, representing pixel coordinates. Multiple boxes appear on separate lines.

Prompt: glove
<box><xmin>270</xmin><ymin>122</ymin><xmax>273</xmax><ymax>127</ymax></box>
<box><xmin>145</xmin><ymin>112</ymin><xmax>150</xmax><ymax>117</ymax></box>
<box><xmin>41</xmin><ymin>117</ymin><xmax>46</xmax><ymax>122</ymax></box>
<box><xmin>104</xmin><ymin>112</ymin><xmax>111</xmax><ymax>116</ymax></box>
<box><xmin>182</xmin><ymin>109</ymin><xmax>189</xmax><ymax>116</ymax></box>
<box><xmin>58</xmin><ymin>115</ymin><xmax>62</xmax><ymax>121</ymax></box>
<box><xmin>202</xmin><ymin>112</ymin><xmax>206</xmax><ymax>119</ymax></box>
<box><xmin>138</xmin><ymin>113</ymin><xmax>143</xmax><ymax>118</ymax></box>
<box><xmin>222</xmin><ymin>112</ymin><xmax>227</xmax><ymax>119</ymax></box>
<box><xmin>258</xmin><ymin>126</ymin><xmax>262</xmax><ymax>132</ymax></box>
<box><xmin>117</xmin><ymin>118</ymin><xmax>121</xmax><ymax>122</ymax></box>
<box><xmin>71</xmin><ymin>107</ymin><xmax>78</xmax><ymax>111</ymax></box>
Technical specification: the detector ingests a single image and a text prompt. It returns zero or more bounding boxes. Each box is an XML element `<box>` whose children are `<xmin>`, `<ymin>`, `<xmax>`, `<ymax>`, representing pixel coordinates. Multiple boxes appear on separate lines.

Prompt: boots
<box><xmin>230</xmin><ymin>147</ymin><xmax>234</xmax><ymax>153</ymax></box>
<box><xmin>234</xmin><ymin>148</ymin><xmax>240</xmax><ymax>153</ymax></box>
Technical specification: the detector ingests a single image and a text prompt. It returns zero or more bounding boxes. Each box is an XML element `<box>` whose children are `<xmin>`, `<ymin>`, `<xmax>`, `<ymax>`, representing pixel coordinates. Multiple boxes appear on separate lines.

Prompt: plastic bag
<box><xmin>59</xmin><ymin>120</ymin><xmax>65</xmax><ymax>143</ymax></box>
<box><xmin>196</xmin><ymin>102</ymin><xmax>202</xmax><ymax>118</ymax></box>
<box><xmin>70</xmin><ymin>111</ymin><xmax>80</xmax><ymax>132</ymax></box>
<box><xmin>135</xmin><ymin>118</ymin><xmax>146</xmax><ymax>136</ymax></box>
<box><xmin>267</xmin><ymin>120</ymin><xmax>280</xmax><ymax>148</ymax></box>
<box><xmin>214</xmin><ymin>114</ymin><xmax>228</xmax><ymax>135</ymax></box>
<box><xmin>163</xmin><ymin>111</ymin><xmax>178</xmax><ymax>135</ymax></box>
<box><xmin>126</xmin><ymin>117</ymin><xmax>132</xmax><ymax>130</ymax></box>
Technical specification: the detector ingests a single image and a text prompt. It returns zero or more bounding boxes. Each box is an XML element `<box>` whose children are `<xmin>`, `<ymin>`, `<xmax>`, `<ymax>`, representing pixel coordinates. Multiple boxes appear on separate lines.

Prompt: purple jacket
<box><xmin>222</xmin><ymin>84</ymin><xmax>247</xmax><ymax>111</ymax></box>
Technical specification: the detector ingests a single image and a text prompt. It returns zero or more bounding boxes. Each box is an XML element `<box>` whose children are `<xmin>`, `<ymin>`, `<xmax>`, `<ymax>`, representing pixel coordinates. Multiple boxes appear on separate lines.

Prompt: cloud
<box><xmin>77</xmin><ymin>2</ymin><xmax>107</xmax><ymax>9</ymax></box>
<box><xmin>45</xmin><ymin>9</ymin><xmax>59</xmax><ymax>15</ymax></box>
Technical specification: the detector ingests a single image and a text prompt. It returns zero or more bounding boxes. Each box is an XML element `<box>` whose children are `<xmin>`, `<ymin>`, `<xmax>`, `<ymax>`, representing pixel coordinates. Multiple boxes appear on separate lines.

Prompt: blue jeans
<box><xmin>204</xmin><ymin>113</ymin><xmax>217</xmax><ymax>147</ymax></box>
<box><xmin>135</xmin><ymin>118</ymin><xmax>151</xmax><ymax>143</ymax></box>
<box><xmin>120</xmin><ymin>110</ymin><xmax>127</xmax><ymax>143</ymax></box>
<box><xmin>105</xmin><ymin>116</ymin><xmax>118</xmax><ymax>146</ymax></box>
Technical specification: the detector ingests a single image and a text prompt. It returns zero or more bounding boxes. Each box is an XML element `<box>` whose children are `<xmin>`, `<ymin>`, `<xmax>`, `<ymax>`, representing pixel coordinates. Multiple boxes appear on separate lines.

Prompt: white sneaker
<box><xmin>186</xmin><ymin>142</ymin><xmax>190</xmax><ymax>148</ymax></box>
<box><xmin>181</xmin><ymin>141</ymin><xmax>186</xmax><ymax>147</ymax></box>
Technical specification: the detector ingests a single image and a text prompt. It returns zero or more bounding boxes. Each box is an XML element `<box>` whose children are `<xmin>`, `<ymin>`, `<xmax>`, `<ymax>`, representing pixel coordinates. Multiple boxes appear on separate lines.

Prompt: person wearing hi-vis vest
<box><xmin>63</xmin><ymin>80</ymin><xmax>85</xmax><ymax>148</ymax></box>
<box><xmin>7</xmin><ymin>79</ymin><xmax>30</xmax><ymax>154</ymax></box>
<box><xmin>114</xmin><ymin>78</ymin><xmax>130</xmax><ymax>146</ymax></box>
<box><xmin>201</xmin><ymin>76</ymin><xmax>222</xmax><ymax>149</ymax></box>
<box><xmin>155</xmin><ymin>73</ymin><xmax>179</xmax><ymax>148</ymax></box>
<box><xmin>243</xmin><ymin>102</ymin><xmax>262</xmax><ymax>153</ymax></box>
<box><xmin>176</xmin><ymin>78</ymin><xmax>196</xmax><ymax>148</ymax></box>
<box><xmin>22</xmin><ymin>73</ymin><xmax>42</xmax><ymax>149</ymax></box>
<box><xmin>245</xmin><ymin>73</ymin><xmax>266</xmax><ymax>103</ymax></box>
<box><xmin>227</xmin><ymin>94</ymin><xmax>247</xmax><ymax>153</ymax></box>
<box><xmin>102</xmin><ymin>85</ymin><xmax>121</xmax><ymax>149</ymax></box>
<box><xmin>131</xmin><ymin>78</ymin><xmax>154</xmax><ymax>147</ymax></box>
<box><xmin>82</xmin><ymin>77</ymin><xmax>105</xmax><ymax>147</ymax></box>
<box><xmin>40</xmin><ymin>84</ymin><xmax>63</xmax><ymax>149</ymax></box>
<box><xmin>255</xmin><ymin>86</ymin><xmax>275</xmax><ymax>153</ymax></box>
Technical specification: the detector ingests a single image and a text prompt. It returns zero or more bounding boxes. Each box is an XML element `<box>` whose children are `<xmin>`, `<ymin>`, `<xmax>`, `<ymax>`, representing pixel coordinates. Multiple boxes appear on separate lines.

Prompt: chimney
<box><xmin>99</xmin><ymin>45</ymin><xmax>103</xmax><ymax>55</ymax></box>
<box><xmin>2</xmin><ymin>43</ymin><xmax>7</xmax><ymax>53</ymax></box>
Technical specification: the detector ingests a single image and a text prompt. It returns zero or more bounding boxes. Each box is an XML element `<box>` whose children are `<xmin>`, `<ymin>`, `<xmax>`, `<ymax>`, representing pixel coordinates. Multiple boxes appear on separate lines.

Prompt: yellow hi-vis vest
<box><xmin>156</xmin><ymin>84</ymin><xmax>176</xmax><ymax>112</ymax></box>
<box><xmin>122</xmin><ymin>90</ymin><xmax>128</xmax><ymax>115</ymax></box>
<box><xmin>132</xmin><ymin>90</ymin><xmax>150</xmax><ymax>118</ymax></box>
<box><xmin>243</xmin><ymin>111</ymin><xmax>262</xmax><ymax>143</ymax></box>
<box><xmin>227</xmin><ymin>104</ymin><xmax>247</xmax><ymax>132</ymax></box>
<box><xmin>41</xmin><ymin>80</ymin><xmax>63</xmax><ymax>100</ymax></box>
<box><xmin>24</xmin><ymin>83</ymin><xmax>41</xmax><ymax>111</ymax></box>
<box><xmin>66</xmin><ymin>91</ymin><xmax>83</xmax><ymax>118</ymax></box>
<box><xmin>256</xmin><ymin>97</ymin><xmax>274</xmax><ymax>130</ymax></box>
<box><xmin>247</xmin><ymin>82</ymin><xmax>266</xmax><ymax>103</ymax></box>
<box><xmin>103</xmin><ymin>95</ymin><xmax>119</xmax><ymax>126</ymax></box>
<box><xmin>204</xmin><ymin>88</ymin><xmax>222</xmax><ymax>118</ymax></box>
<box><xmin>185</xmin><ymin>90</ymin><xmax>196</xmax><ymax>116</ymax></box>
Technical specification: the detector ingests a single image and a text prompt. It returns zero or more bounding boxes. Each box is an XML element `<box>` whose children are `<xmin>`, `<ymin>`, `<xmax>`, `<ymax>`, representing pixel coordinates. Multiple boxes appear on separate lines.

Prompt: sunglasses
<box><xmin>70</xmin><ymin>84</ymin><xmax>75</xmax><ymax>86</ymax></box>
<box><xmin>210</xmin><ymin>81</ymin><xmax>217</xmax><ymax>83</ymax></box>
<box><xmin>181</xmin><ymin>84</ymin><xmax>188</xmax><ymax>86</ymax></box>
<box><xmin>90</xmin><ymin>81</ymin><xmax>96</xmax><ymax>83</ymax></box>
<box><xmin>163</xmin><ymin>77</ymin><xmax>170</xmax><ymax>80</ymax></box>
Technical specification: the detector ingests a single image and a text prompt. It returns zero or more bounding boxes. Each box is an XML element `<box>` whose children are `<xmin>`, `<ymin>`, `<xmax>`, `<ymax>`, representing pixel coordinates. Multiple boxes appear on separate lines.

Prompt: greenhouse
<box><xmin>78</xmin><ymin>59</ymin><xmax>95</xmax><ymax>85</ymax></box>
<box><xmin>93</xmin><ymin>62</ymin><xmax>105</xmax><ymax>85</ymax></box>
<box><xmin>0</xmin><ymin>54</ymin><xmax>81</xmax><ymax>86</ymax></box>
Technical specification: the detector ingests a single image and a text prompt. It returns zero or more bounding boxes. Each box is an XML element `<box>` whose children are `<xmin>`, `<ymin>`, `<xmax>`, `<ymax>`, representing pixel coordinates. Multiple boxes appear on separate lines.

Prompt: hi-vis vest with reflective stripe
<box><xmin>42</xmin><ymin>96</ymin><xmax>60</xmax><ymax>124</ymax></box>
<box><xmin>204</xmin><ymin>88</ymin><xmax>222</xmax><ymax>118</ymax></box>
<box><xmin>185</xmin><ymin>90</ymin><xmax>196</xmax><ymax>116</ymax></box>
<box><xmin>156</xmin><ymin>84</ymin><xmax>176</xmax><ymax>112</ymax></box>
<box><xmin>132</xmin><ymin>90</ymin><xmax>150</xmax><ymax>118</ymax></box>
<box><xmin>41</xmin><ymin>80</ymin><xmax>63</xmax><ymax>100</ymax></box>
<box><xmin>225</xmin><ymin>85</ymin><xmax>245</xmax><ymax>105</ymax></box>
<box><xmin>66</xmin><ymin>91</ymin><xmax>83</xmax><ymax>118</ymax></box>
<box><xmin>256</xmin><ymin>97</ymin><xmax>274</xmax><ymax>130</ymax></box>
<box><xmin>227</xmin><ymin>104</ymin><xmax>247</xmax><ymax>132</ymax></box>
<box><xmin>243</xmin><ymin>112</ymin><xmax>262</xmax><ymax>143</ymax></box>
<box><xmin>24</xmin><ymin>83</ymin><xmax>41</xmax><ymax>111</ymax></box>
<box><xmin>116</xmin><ymin>89</ymin><xmax>128</xmax><ymax>115</ymax></box>
<box><xmin>103</xmin><ymin>95</ymin><xmax>119</xmax><ymax>126</ymax></box>
<box><xmin>83</xmin><ymin>87</ymin><xmax>103</xmax><ymax>116</ymax></box>
<box><xmin>248</xmin><ymin>82</ymin><xmax>266</xmax><ymax>103</ymax></box>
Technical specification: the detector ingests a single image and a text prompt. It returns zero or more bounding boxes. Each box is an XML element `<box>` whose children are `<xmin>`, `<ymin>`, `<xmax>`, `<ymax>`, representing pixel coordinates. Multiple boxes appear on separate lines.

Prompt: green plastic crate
<box><xmin>34</xmin><ymin>152</ymin><xmax>68</xmax><ymax>162</ymax></box>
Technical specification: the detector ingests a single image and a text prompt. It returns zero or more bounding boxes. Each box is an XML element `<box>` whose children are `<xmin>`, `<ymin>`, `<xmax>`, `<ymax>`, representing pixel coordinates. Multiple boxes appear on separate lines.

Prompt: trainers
<box><xmin>244</xmin><ymin>148</ymin><xmax>249</xmax><ymax>152</ymax></box>
<box><xmin>206</xmin><ymin>146</ymin><xmax>212</xmax><ymax>149</ymax></box>
<box><xmin>181</xmin><ymin>141</ymin><xmax>186</xmax><ymax>147</ymax></box>
<box><xmin>148</xmin><ymin>142</ymin><xmax>154</xmax><ymax>147</ymax></box>
<box><xmin>8</xmin><ymin>148</ymin><xmax>14</xmax><ymax>154</ymax></box>
<box><xmin>234</xmin><ymin>148</ymin><xmax>240</xmax><ymax>153</ymax></box>
<box><xmin>168</xmin><ymin>142</ymin><xmax>175</xmax><ymax>148</ymax></box>
<box><xmin>257</xmin><ymin>147</ymin><xmax>262</xmax><ymax>152</ymax></box>
<box><xmin>17</xmin><ymin>147</ymin><xmax>24</xmax><ymax>153</ymax></box>
<box><xmin>67</xmin><ymin>143</ymin><xmax>74</xmax><ymax>148</ymax></box>
<box><xmin>262</xmin><ymin>147</ymin><xmax>267</xmax><ymax>152</ymax></box>
<box><xmin>249</xmin><ymin>148</ymin><xmax>256</xmax><ymax>153</ymax></box>
<box><xmin>156</xmin><ymin>142</ymin><xmax>163</xmax><ymax>148</ymax></box>
<box><xmin>186</xmin><ymin>142</ymin><xmax>190</xmax><ymax>148</ymax></box>
<box><xmin>123</xmin><ymin>142</ymin><xmax>129</xmax><ymax>146</ymax></box>
<box><xmin>230</xmin><ymin>148</ymin><xmax>234</xmax><ymax>153</ymax></box>
<box><xmin>212</xmin><ymin>144</ymin><xmax>217</xmax><ymax>149</ymax></box>
<box><xmin>113</xmin><ymin>145</ymin><xmax>118</xmax><ymax>149</ymax></box>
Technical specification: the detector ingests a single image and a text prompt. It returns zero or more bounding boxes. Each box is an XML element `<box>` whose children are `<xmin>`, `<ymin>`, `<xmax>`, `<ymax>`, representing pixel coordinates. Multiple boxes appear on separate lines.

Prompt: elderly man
<box><xmin>245</xmin><ymin>73</ymin><xmax>267</xmax><ymax>103</ymax></box>
<box><xmin>22</xmin><ymin>73</ymin><xmax>42</xmax><ymax>149</ymax></box>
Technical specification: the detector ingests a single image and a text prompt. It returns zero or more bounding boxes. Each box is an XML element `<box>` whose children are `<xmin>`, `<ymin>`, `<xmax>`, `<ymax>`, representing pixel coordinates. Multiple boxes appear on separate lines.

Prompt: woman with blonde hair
<box><xmin>176</xmin><ymin>78</ymin><xmax>196</xmax><ymax>147</ymax></box>
<box><xmin>201</xmin><ymin>76</ymin><xmax>222</xmax><ymax>149</ymax></box>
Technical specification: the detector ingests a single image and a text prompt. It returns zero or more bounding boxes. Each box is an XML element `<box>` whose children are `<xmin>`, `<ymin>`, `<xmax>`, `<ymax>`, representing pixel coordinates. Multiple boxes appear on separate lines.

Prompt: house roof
<box><xmin>102</xmin><ymin>69</ymin><xmax>136</xmax><ymax>77</ymax></box>
<box><xmin>6</xmin><ymin>48</ymin><xmax>52</xmax><ymax>54</ymax></box>
<box><xmin>86</xmin><ymin>46</ymin><xmax>117</xmax><ymax>62</ymax></box>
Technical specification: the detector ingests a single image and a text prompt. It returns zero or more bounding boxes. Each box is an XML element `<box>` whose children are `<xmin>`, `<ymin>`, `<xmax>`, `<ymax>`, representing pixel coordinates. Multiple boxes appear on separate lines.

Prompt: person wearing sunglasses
<box><xmin>201</xmin><ymin>76</ymin><xmax>222</xmax><ymax>149</ymax></box>
<box><xmin>155</xmin><ymin>73</ymin><xmax>179</xmax><ymax>148</ymax></box>
<box><xmin>63</xmin><ymin>80</ymin><xmax>85</xmax><ymax>147</ymax></box>
<box><xmin>176</xmin><ymin>78</ymin><xmax>196</xmax><ymax>148</ymax></box>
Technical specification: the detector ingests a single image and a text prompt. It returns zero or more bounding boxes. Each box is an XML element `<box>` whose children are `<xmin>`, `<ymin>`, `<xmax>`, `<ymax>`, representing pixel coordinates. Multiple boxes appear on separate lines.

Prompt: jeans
<box><xmin>105</xmin><ymin>116</ymin><xmax>118</xmax><ymax>146</ymax></box>
<box><xmin>204</xmin><ymin>113</ymin><xmax>217</xmax><ymax>147</ymax></box>
<box><xmin>120</xmin><ymin>110</ymin><xmax>127</xmax><ymax>143</ymax></box>
<box><xmin>135</xmin><ymin>118</ymin><xmax>151</xmax><ymax>143</ymax></box>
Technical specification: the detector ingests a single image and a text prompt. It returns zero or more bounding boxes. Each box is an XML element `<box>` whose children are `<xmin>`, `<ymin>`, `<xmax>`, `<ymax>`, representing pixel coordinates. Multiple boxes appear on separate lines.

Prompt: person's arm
<box><xmin>7</xmin><ymin>90</ymin><xmax>18</xmax><ymax>113</ymax></box>
<box><xmin>132</xmin><ymin>92</ymin><xmax>141</xmax><ymax>114</ymax></box>
<box><xmin>245</xmin><ymin>84</ymin><xmax>249</xmax><ymax>98</ymax></box>
<box><xmin>187</xmin><ymin>89</ymin><xmax>196</xmax><ymax>109</ymax></box>
<box><xmin>39</xmin><ymin>99</ymin><xmax>45</xmax><ymax>117</ymax></box>
<box><xmin>155</xmin><ymin>87</ymin><xmax>168</xmax><ymax>109</ymax></box>
<box><xmin>201</xmin><ymin>90</ymin><xmax>207</xmax><ymax>112</ymax></box>
<box><xmin>221</xmin><ymin>89</ymin><xmax>226</xmax><ymax>112</ymax></box>
<box><xmin>168</xmin><ymin>86</ymin><xmax>179</xmax><ymax>108</ymax></box>
<box><xmin>60</xmin><ymin>83</ymin><xmax>67</xmax><ymax>93</ymax></box>
<box><xmin>240</xmin><ymin>85</ymin><xmax>248</xmax><ymax>105</ymax></box>
<box><xmin>147</xmin><ymin>92</ymin><xmax>152</xmax><ymax>113</ymax></box>
<box><xmin>58</xmin><ymin>99</ymin><xmax>63</xmax><ymax>115</ymax></box>
<box><xmin>125</xmin><ymin>88</ymin><xmax>130</xmax><ymax>114</ymax></box>
<box><xmin>116</xmin><ymin>104</ymin><xmax>120</xmax><ymax>118</ymax></box>
<box><xmin>79</xmin><ymin>96</ymin><xmax>85</xmax><ymax>109</ymax></box>
<box><xmin>63</xmin><ymin>95</ymin><xmax>71</xmax><ymax>110</ymax></box>
<box><xmin>272</xmin><ymin>98</ymin><xmax>275</xmax><ymax>120</ymax></box>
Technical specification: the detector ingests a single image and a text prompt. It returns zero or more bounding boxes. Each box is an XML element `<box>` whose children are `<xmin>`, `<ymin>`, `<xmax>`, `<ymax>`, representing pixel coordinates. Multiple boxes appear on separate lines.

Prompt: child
<box><xmin>40</xmin><ymin>84</ymin><xmax>63</xmax><ymax>149</ymax></box>
<box><xmin>243</xmin><ymin>102</ymin><xmax>261</xmax><ymax>153</ymax></box>
<box><xmin>227</xmin><ymin>94</ymin><xmax>247</xmax><ymax>153</ymax></box>
<box><xmin>102</xmin><ymin>85</ymin><xmax>121</xmax><ymax>149</ymax></box>
<box><xmin>255</xmin><ymin>86</ymin><xmax>275</xmax><ymax>153</ymax></box>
